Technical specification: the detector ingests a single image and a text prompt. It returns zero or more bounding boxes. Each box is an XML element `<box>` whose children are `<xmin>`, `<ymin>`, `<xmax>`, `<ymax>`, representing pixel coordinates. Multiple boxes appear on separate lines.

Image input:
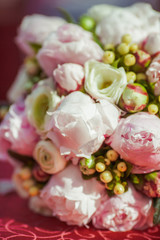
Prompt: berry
<box><xmin>100</xmin><ymin>170</ymin><xmax>113</xmax><ymax>183</ymax></box>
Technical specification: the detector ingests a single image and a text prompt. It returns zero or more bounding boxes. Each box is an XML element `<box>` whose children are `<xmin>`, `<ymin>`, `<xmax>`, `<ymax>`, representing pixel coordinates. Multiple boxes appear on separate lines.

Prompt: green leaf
<box><xmin>8</xmin><ymin>149</ymin><xmax>35</xmax><ymax>167</ymax></box>
<box><xmin>145</xmin><ymin>172</ymin><xmax>157</xmax><ymax>181</ymax></box>
<box><xmin>29</xmin><ymin>42</ymin><xmax>42</xmax><ymax>53</ymax></box>
<box><xmin>92</xmin><ymin>32</ymin><xmax>103</xmax><ymax>48</ymax></box>
<box><xmin>112</xmin><ymin>58</ymin><xmax>121</xmax><ymax>68</ymax></box>
<box><xmin>57</xmin><ymin>8</ymin><xmax>76</xmax><ymax>23</ymax></box>
<box><xmin>153</xmin><ymin>198</ymin><xmax>160</xmax><ymax>225</ymax></box>
<box><xmin>125</xmin><ymin>162</ymin><xmax>133</xmax><ymax>178</ymax></box>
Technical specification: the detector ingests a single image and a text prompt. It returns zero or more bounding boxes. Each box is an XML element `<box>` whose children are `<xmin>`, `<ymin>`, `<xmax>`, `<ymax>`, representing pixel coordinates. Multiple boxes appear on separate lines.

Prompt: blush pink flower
<box><xmin>92</xmin><ymin>183</ymin><xmax>154</xmax><ymax>232</ymax></box>
<box><xmin>53</xmin><ymin>63</ymin><xmax>84</xmax><ymax>92</ymax></box>
<box><xmin>16</xmin><ymin>14</ymin><xmax>66</xmax><ymax>55</ymax></box>
<box><xmin>40</xmin><ymin>164</ymin><xmax>105</xmax><ymax>226</ymax></box>
<box><xmin>45</xmin><ymin>91</ymin><xmax>120</xmax><ymax>159</ymax></box>
<box><xmin>108</xmin><ymin>112</ymin><xmax>160</xmax><ymax>173</ymax></box>
<box><xmin>37</xmin><ymin>23</ymin><xmax>104</xmax><ymax>76</ymax></box>
<box><xmin>146</xmin><ymin>53</ymin><xmax>160</xmax><ymax>96</ymax></box>
<box><xmin>0</xmin><ymin>100</ymin><xmax>39</xmax><ymax>157</ymax></box>
<box><xmin>29</xmin><ymin>196</ymin><xmax>52</xmax><ymax>216</ymax></box>
<box><xmin>144</xmin><ymin>33</ymin><xmax>160</xmax><ymax>55</ymax></box>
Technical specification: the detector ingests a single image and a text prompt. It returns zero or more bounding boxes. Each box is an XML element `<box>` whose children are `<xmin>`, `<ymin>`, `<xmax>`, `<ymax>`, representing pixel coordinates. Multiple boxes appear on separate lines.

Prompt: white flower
<box><xmin>40</xmin><ymin>164</ymin><xmax>106</xmax><ymax>226</ymax></box>
<box><xmin>25</xmin><ymin>79</ymin><xmax>61</xmax><ymax>132</ymax></box>
<box><xmin>33</xmin><ymin>140</ymin><xmax>67</xmax><ymax>174</ymax></box>
<box><xmin>84</xmin><ymin>60</ymin><xmax>127</xmax><ymax>104</ymax></box>
<box><xmin>45</xmin><ymin>91</ymin><xmax>120</xmax><ymax>159</ymax></box>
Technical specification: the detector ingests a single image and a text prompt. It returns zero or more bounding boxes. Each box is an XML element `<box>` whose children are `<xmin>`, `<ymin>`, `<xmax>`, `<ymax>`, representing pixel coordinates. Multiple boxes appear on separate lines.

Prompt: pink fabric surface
<box><xmin>0</xmin><ymin>162</ymin><xmax>160</xmax><ymax>240</ymax></box>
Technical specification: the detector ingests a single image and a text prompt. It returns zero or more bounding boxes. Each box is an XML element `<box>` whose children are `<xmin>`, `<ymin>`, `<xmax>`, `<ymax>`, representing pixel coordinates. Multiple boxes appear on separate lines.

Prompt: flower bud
<box><xmin>114</xmin><ymin>183</ymin><xmax>125</xmax><ymax>195</ymax></box>
<box><xmin>133</xmin><ymin>50</ymin><xmax>151</xmax><ymax>72</ymax></box>
<box><xmin>79</xmin><ymin>15</ymin><xmax>96</xmax><ymax>31</ymax></box>
<box><xmin>106</xmin><ymin>150</ymin><xmax>118</xmax><ymax>162</ymax></box>
<box><xmin>32</xmin><ymin>165</ymin><xmax>50</xmax><ymax>182</ymax></box>
<box><xmin>29</xmin><ymin>186</ymin><xmax>39</xmax><ymax>197</ymax></box>
<box><xmin>117</xmin><ymin>43</ymin><xmax>129</xmax><ymax>55</ymax></box>
<box><xmin>102</xmin><ymin>51</ymin><xmax>115</xmax><ymax>64</ymax></box>
<box><xmin>79</xmin><ymin>156</ymin><xmax>96</xmax><ymax>175</ymax></box>
<box><xmin>148</xmin><ymin>104</ymin><xmax>159</xmax><ymax>115</ymax></box>
<box><xmin>100</xmin><ymin>170</ymin><xmax>113</xmax><ymax>183</ymax></box>
<box><xmin>118</xmin><ymin>83</ymin><xmax>149</xmax><ymax>113</ymax></box>
<box><xmin>121</xmin><ymin>34</ymin><xmax>132</xmax><ymax>44</ymax></box>
<box><xmin>19</xmin><ymin>167</ymin><xmax>32</xmax><ymax>181</ymax></box>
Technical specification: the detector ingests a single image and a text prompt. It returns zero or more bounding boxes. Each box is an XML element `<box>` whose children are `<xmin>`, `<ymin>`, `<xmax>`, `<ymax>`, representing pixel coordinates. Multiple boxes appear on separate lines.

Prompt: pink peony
<box><xmin>40</xmin><ymin>164</ymin><xmax>105</xmax><ymax>226</ymax></box>
<box><xmin>0</xmin><ymin>100</ymin><xmax>39</xmax><ymax>157</ymax></box>
<box><xmin>108</xmin><ymin>112</ymin><xmax>160</xmax><ymax>173</ymax></box>
<box><xmin>144</xmin><ymin>33</ymin><xmax>160</xmax><ymax>55</ymax></box>
<box><xmin>29</xmin><ymin>196</ymin><xmax>52</xmax><ymax>216</ymax></box>
<box><xmin>37</xmin><ymin>23</ymin><xmax>104</xmax><ymax>76</ymax></box>
<box><xmin>45</xmin><ymin>91</ymin><xmax>120</xmax><ymax>159</ymax></box>
<box><xmin>53</xmin><ymin>63</ymin><xmax>84</xmax><ymax>92</ymax></box>
<box><xmin>92</xmin><ymin>183</ymin><xmax>154</xmax><ymax>232</ymax></box>
<box><xmin>16</xmin><ymin>14</ymin><xmax>66</xmax><ymax>55</ymax></box>
<box><xmin>146</xmin><ymin>53</ymin><xmax>160</xmax><ymax>96</ymax></box>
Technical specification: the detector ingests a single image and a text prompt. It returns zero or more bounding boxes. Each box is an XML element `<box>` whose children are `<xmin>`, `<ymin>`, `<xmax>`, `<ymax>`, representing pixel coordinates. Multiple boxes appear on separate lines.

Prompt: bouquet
<box><xmin>1</xmin><ymin>2</ymin><xmax>160</xmax><ymax>232</ymax></box>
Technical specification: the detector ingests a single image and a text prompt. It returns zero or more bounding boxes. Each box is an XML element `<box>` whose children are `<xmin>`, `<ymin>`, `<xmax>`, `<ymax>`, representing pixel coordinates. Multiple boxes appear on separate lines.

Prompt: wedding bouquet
<box><xmin>1</xmin><ymin>2</ymin><xmax>160</xmax><ymax>232</ymax></box>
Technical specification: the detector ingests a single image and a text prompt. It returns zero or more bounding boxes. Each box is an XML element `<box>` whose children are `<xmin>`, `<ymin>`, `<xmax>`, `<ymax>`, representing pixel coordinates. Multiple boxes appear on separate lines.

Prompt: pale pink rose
<box><xmin>53</xmin><ymin>63</ymin><xmax>84</xmax><ymax>92</ymax></box>
<box><xmin>144</xmin><ymin>33</ymin><xmax>160</xmax><ymax>55</ymax></box>
<box><xmin>40</xmin><ymin>164</ymin><xmax>105</xmax><ymax>226</ymax></box>
<box><xmin>146</xmin><ymin>53</ymin><xmax>160</xmax><ymax>96</ymax></box>
<box><xmin>29</xmin><ymin>196</ymin><xmax>52</xmax><ymax>216</ymax></box>
<box><xmin>0</xmin><ymin>100</ymin><xmax>39</xmax><ymax>157</ymax></box>
<box><xmin>45</xmin><ymin>91</ymin><xmax>120</xmax><ymax>159</ymax></box>
<box><xmin>108</xmin><ymin>112</ymin><xmax>160</xmax><ymax>173</ymax></box>
<box><xmin>92</xmin><ymin>183</ymin><xmax>154</xmax><ymax>232</ymax></box>
<box><xmin>16</xmin><ymin>14</ymin><xmax>66</xmax><ymax>55</ymax></box>
<box><xmin>37</xmin><ymin>23</ymin><xmax>104</xmax><ymax>76</ymax></box>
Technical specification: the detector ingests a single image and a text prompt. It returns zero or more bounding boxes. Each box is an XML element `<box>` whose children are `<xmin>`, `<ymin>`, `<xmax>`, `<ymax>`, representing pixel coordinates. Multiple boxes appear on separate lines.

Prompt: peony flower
<box><xmin>25</xmin><ymin>79</ymin><xmax>61</xmax><ymax>132</ymax></box>
<box><xmin>45</xmin><ymin>91</ymin><xmax>120</xmax><ymax>159</ymax></box>
<box><xmin>53</xmin><ymin>63</ymin><xmax>84</xmax><ymax>92</ymax></box>
<box><xmin>108</xmin><ymin>112</ymin><xmax>160</xmax><ymax>173</ymax></box>
<box><xmin>40</xmin><ymin>164</ymin><xmax>105</xmax><ymax>226</ymax></box>
<box><xmin>37</xmin><ymin>23</ymin><xmax>104</xmax><ymax>76</ymax></box>
<box><xmin>33</xmin><ymin>140</ymin><xmax>67</xmax><ymax>174</ymax></box>
<box><xmin>7</xmin><ymin>66</ymin><xmax>29</xmax><ymax>102</ymax></box>
<box><xmin>0</xmin><ymin>100</ymin><xmax>39</xmax><ymax>157</ymax></box>
<box><xmin>84</xmin><ymin>60</ymin><xmax>127</xmax><ymax>104</ymax></box>
<box><xmin>29</xmin><ymin>196</ymin><xmax>52</xmax><ymax>216</ymax></box>
<box><xmin>16</xmin><ymin>14</ymin><xmax>66</xmax><ymax>55</ymax></box>
<box><xmin>146</xmin><ymin>53</ymin><xmax>160</xmax><ymax>96</ymax></box>
<box><xmin>144</xmin><ymin>33</ymin><xmax>160</xmax><ymax>55</ymax></box>
<box><xmin>92</xmin><ymin>183</ymin><xmax>154</xmax><ymax>232</ymax></box>
<box><xmin>92</xmin><ymin>3</ymin><xmax>160</xmax><ymax>45</ymax></box>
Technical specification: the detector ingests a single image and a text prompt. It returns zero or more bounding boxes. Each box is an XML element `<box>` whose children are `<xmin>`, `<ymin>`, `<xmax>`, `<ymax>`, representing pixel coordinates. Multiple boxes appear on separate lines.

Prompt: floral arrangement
<box><xmin>1</xmin><ymin>2</ymin><xmax>160</xmax><ymax>232</ymax></box>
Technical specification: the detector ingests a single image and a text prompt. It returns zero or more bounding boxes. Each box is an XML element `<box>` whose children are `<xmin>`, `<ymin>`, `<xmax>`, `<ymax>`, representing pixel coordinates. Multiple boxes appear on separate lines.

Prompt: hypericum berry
<box><xmin>124</xmin><ymin>54</ymin><xmax>136</xmax><ymax>66</ymax></box>
<box><xmin>119</xmin><ymin>83</ymin><xmax>149</xmax><ymax>113</ymax></box>
<box><xmin>129</xmin><ymin>43</ymin><xmax>138</xmax><ymax>53</ymax></box>
<box><xmin>104</xmin><ymin>43</ymin><xmax>115</xmax><ymax>51</ymax></box>
<box><xmin>79</xmin><ymin>156</ymin><xmax>96</xmax><ymax>175</ymax></box>
<box><xmin>106</xmin><ymin>150</ymin><xmax>119</xmax><ymax>162</ymax></box>
<box><xmin>126</xmin><ymin>71</ymin><xmax>136</xmax><ymax>83</ymax></box>
<box><xmin>102</xmin><ymin>51</ymin><xmax>115</xmax><ymax>64</ymax></box>
<box><xmin>114</xmin><ymin>183</ymin><xmax>125</xmax><ymax>195</ymax></box>
<box><xmin>29</xmin><ymin>186</ymin><xmax>39</xmax><ymax>197</ymax></box>
<box><xmin>96</xmin><ymin>162</ymin><xmax>106</xmax><ymax>172</ymax></box>
<box><xmin>148</xmin><ymin>104</ymin><xmax>159</xmax><ymax>115</ymax></box>
<box><xmin>19</xmin><ymin>167</ymin><xmax>32</xmax><ymax>181</ymax></box>
<box><xmin>22</xmin><ymin>179</ymin><xmax>35</xmax><ymax>190</ymax></box>
<box><xmin>79</xmin><ymin>15</ymin><xmax>96</xmax><ymax>31</ymax></box>
<box><xmin>117</xmin><ymin>162</ymin><xmax>127</xmax><ymax>172</ymax></box>
<box><xmin>104</xmin><ymin>158</ymin><xmax>111</xmax><ymax>166</ymax></box>
<box><xmin>100</xmin><ymin>170</ymin><xmax>113</xmax><ymax>183</ymax></box>
<box><xmin>136</xmin><ymin>73</ymin><xmax>147</xmax><ymax>81</ymax></box>
<box><xmin>121</xmin><ymin>34</ymin><xmax>132</xmax><ymax>44</ymax></box>
<box><xmin>117</xmin><ymin>43</ymin><xmax>129</xmax><ymax>55</ymax></box>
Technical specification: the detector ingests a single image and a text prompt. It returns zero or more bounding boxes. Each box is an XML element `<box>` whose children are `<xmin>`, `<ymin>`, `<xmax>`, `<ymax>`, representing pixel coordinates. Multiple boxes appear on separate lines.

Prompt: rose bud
<box><xmin>33</xmin><ymin>140</ymin><xmax>67</xmax><ymax>174</ymax></box>
<box><xmin>133</xmin><ymin>172</ymin><xmax>160</xmax><ymax>198</ymax></box>
<box><xmin>118</xmin><ymin>83</ymin><xmax>148</xmax><ymax>113</ymax></box>
<box><xmin>32</xmin><ymin>164</ymin><xmax>50</xmax><ymax>182</ymax></box>
<box><xmin>132</xmin><ymin>50</ymin><xmax>151</xmax><ymax>72</ymax></box>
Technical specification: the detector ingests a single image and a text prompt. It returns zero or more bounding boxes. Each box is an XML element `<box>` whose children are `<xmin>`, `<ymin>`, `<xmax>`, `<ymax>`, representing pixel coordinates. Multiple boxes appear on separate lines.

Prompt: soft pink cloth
<box><xmin>16</xmin><ymin>14</ymin><xmax>66</xmax><ymax>55</ymax></box>
<box><xmin>37</xmin><ymin>23</ymin><xmax>104</xmax><ymax>76</ymax></box>
<box><xmin>108</xmin><ymin>112</ymin><xmax>160</xmax><ymax>173</ymax></box>
<box><xmin>92</xmin><ymin>183</ymin><xmax>154</xmax><ymax>232</ymax></box>
<box><xmin>45</xmin><ymin>91</ymin><xmax>120</xmax><ymax>159</ymax></box>
<box><xmin>53</xmin><ymin>63</ymin><xmax>84</xmax><ymax>92</ymax></box>
<box><xmin>146</xmin><ymin>53</ymin><xmax>160</xmax><ymax>96</ymax></box>
<box><xmin>40</xmin><ymin>164</ymin><xmax>105</xmax><ymax>226</ymax></box>
<box><xmin>0</xmin><ymin>100</ymin><xmax>39</xmax><ymax>158</ymax></box>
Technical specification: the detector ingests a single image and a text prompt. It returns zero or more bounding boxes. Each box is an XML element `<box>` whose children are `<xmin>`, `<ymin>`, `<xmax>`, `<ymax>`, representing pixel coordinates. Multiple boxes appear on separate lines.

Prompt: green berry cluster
<box><xmin>79</xmin><ymin>148</ymin><xmax>132</xmax><ymax>195</ymax></box>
